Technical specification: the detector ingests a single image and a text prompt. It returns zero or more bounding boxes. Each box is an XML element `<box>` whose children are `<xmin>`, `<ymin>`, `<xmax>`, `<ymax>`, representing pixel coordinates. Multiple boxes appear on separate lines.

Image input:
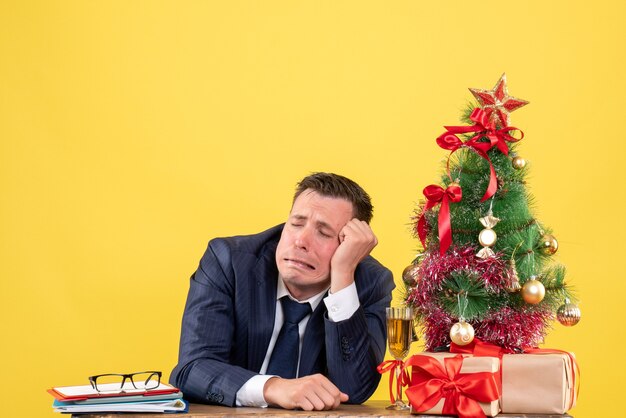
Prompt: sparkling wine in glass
<box><xmin>385</xmin><ymin>307</ymin><xmax>414</xmax><ymax>410</ymax></box>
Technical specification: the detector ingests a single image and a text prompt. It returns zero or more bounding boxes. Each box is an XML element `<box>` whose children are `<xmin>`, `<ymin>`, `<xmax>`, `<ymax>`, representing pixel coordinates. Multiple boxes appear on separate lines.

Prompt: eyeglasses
<box><xmin>88</xmin><ymin>371</ymin><xmax>162</xmax><ymax>393</ymax></box>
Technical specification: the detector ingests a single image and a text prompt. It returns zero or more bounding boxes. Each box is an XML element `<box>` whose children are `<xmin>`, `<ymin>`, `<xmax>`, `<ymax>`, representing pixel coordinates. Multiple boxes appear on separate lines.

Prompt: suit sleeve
<box><xmin>169</xmin><ymin>239</ymin><xmax>257</xmax><ymax>406</ymax></box>
<box><xmin>323</xmin><ymin>260</ymin><xmax>395</xmax><ymax>404</ymax></box>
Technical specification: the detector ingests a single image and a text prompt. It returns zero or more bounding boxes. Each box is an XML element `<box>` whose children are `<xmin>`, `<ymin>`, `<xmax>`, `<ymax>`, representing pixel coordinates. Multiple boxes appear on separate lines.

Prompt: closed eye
<box><xmin>318</xmin><ymin>230</ymin><xmax>334</xmax><ymax>238</ymax></box>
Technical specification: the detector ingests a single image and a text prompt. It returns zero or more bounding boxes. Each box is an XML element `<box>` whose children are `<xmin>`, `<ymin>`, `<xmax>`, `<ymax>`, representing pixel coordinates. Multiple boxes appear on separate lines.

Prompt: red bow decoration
<box><xmin>405</xmin><ymin>354</ymin><xmax>499</xmax><ymax>418</ymax></box>
<box><xmin>417</xmin><ymin>184</ymin><xmax>462</xmax><ymax>255</ymax></box>
<box><xmin>377</xmin><ymin>359</ymin><xmax>411</xmax><ymax>404</ymax></box>
<box><xmin>450</xmin><ymin>338</ymin><xmax>510</xmax><ymax>393</ymax></box>
<box><xmin>436</xmin><ymin>108</ymin><xmax>524</xmax><ymax>202</ymax></box>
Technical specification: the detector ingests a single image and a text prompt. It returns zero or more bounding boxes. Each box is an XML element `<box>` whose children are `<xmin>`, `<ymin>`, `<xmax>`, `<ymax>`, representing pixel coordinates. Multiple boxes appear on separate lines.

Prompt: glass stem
<box><xmin>395</xmin><ymin>362</ymin><xmax>403</xmax><ymax>404</ymax></box>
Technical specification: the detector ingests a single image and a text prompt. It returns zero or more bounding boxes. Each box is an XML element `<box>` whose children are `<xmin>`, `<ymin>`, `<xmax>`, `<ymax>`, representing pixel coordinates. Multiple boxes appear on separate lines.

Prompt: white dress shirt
<box><xmin>235</xmin><ymin>278</ymin><xmax>360</xmax><ymax>407</ymax></box>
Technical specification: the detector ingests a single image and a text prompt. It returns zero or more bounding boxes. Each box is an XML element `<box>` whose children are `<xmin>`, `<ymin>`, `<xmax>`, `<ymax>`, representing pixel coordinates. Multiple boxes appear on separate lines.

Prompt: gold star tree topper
<box><xmin>469</xmin><ymin>73</ymin><xmax>529</xmax><ymax>128</ymax></box>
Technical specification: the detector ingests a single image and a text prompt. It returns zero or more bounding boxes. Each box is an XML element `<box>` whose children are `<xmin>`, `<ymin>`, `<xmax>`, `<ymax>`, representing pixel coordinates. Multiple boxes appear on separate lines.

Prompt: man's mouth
<box><xmin>284</xmin><ymin>258</ymin><xmax>316</xmax><ymax>270</ymax></box>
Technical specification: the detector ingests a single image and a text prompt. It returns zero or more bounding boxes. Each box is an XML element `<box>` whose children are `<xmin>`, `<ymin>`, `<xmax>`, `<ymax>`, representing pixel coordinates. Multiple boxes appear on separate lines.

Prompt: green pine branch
<box><xmin>436</xmin><ymin>271</ymin><xmax>506</xmax><ymax>320</ymax></box>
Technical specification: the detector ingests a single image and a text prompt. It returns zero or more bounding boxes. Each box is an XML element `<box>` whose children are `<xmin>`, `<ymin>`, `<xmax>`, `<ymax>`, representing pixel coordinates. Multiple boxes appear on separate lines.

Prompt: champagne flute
<box><xmin>385</xmin><ymin>307</ymin><xmax>414</xmax><ymax>410</ymax></box>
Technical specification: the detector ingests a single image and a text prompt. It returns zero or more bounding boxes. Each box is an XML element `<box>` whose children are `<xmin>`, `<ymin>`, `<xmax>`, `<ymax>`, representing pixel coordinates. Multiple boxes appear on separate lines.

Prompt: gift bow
<box><xmin>450</xmin><ymin>338</ymin><xmax>509</xmax><ymax>395</ymax></box>
<box><xmin>405</xmin><ymin>354</ymin><xmax>499</xmax><ymax>418</ymax></box>
<box><xmin>437</xmin><ymin>108</ymin><xmax>524</xmax><ymax>202</ymax></box>
<box><xmin>417</xmin><ymin>183</ymin><xmax>462</xmax><ymax>255</ymax></box>
<box><xmin>377</xmin><ymin>359</ymin><xmax>411</xmax><ymax>404</ymax></box>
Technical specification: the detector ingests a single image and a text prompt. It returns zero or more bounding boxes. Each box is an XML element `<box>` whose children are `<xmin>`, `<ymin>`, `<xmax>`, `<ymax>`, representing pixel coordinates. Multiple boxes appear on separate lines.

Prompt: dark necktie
<box><xmin>266</xmin><ymin>296</ymin><xmax>312</xmax><ymax>378</ymax></box>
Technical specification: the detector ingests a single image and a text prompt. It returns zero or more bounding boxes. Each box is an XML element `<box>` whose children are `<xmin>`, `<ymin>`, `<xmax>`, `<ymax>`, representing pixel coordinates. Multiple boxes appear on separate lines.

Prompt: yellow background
<box><xmin>1</xmin><ymin>1</ymin><xmax>623</xmax><ymax>417</ymax></box>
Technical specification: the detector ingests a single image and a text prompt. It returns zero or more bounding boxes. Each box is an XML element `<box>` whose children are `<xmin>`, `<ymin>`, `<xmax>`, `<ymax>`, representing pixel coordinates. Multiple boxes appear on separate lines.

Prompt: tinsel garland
<box><xmin>406</xmin><ymin>245</ymin><xmax>551</xmax><ymax>351</ymax></box>
<box><xmin>406</xmin><ymin>246</ymin><xmax>510</xmax><ymax>300</ymax></box>
<box><xmin>475</xmin><ymin>306</ymin><xmax>553</xmax><ymax>351</ymax></box>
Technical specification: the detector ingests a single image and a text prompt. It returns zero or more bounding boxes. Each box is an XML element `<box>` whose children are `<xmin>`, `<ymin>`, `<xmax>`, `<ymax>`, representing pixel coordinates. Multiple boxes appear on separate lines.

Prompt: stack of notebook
<box><xmin>48</xmin><ymin>381</ymin><xmax>187</xmax><ymax>414</ymax></box>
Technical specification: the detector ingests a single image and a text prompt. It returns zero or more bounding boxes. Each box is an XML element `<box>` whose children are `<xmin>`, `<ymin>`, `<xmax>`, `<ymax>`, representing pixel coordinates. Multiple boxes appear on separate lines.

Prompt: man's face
<box><xmin>275</xmin><ymin>189</ymin><xmax>354</xmax><ymax>300</ymax></box>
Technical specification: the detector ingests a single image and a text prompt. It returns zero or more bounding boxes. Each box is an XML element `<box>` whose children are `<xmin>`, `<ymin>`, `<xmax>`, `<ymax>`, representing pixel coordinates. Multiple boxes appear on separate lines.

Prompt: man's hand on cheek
<box><xmin>329</xmin><ymin>219</ymin><xmax>378</xmax><ymax>293</ymax></box>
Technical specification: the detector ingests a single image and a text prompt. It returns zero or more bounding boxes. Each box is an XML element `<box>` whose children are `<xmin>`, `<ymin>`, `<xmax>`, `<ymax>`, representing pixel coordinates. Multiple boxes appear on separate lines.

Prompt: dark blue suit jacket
<box><xmin>170</xmin><ymin>224</ymin><xmax>395</xmax><ymax>406</ymax></box>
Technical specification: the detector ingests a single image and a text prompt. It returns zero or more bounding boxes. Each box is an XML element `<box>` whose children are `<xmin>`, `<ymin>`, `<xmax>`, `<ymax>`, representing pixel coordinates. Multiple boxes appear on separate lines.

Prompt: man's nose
<box><xmin>294</xmin><ymin>226</ymin><xmax>312</xmax><ymax>250</ymax></box>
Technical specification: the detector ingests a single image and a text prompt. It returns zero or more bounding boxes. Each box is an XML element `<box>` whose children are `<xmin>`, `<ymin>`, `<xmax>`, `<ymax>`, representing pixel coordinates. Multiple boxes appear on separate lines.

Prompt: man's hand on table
<box><xmin>263</xmin><ymin>374</ymin><xmax>349</xmax><ymax>410</ymax></box>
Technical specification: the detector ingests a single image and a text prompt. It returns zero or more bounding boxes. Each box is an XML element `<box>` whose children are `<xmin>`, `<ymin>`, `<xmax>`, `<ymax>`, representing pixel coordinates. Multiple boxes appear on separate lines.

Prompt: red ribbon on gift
<box><xmin>437</xmin><ymin>108</ymin><xmax>524</xmax><ymax>202</ymax></box>
<box><xmin>451</xmin><ymin>338</ymin><xmax>512</xmax><ymax>358</ymax></box>
<box><xmin>377</xmin><ymin>359</ymin><xmax>411</xmax><ymax>404</ymax></box>
<box><xmin>405</xmin><ymin>354</ymin><xmax>499</xmax><ymax>418</ymax></box>
<box><xmin>416</xmin><ymin>183</ymin><xmax>462</xmax><ymax>255</ymax></box>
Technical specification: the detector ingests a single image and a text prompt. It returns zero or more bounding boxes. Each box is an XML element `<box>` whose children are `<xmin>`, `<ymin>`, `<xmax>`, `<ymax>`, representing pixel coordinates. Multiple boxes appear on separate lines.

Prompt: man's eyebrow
<box><xmin>317</xmin><ymin>220</ymin><xmax>335</xmax><ymax>231</ymax></box>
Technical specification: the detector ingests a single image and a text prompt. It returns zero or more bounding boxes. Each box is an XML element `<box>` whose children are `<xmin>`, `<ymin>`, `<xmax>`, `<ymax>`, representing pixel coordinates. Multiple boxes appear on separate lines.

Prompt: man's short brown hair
<box><xmin>293</xmin><ymin>172</ymin><xmax>373</xmax><ymax>223</ymax></box>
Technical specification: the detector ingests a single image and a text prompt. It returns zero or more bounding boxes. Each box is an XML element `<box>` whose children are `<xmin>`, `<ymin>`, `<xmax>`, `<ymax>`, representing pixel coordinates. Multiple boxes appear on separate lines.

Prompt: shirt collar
<box><xmin>276</xmin><ymin>276</ymin><xmax>327</xmax><ymax>311</ymax></box>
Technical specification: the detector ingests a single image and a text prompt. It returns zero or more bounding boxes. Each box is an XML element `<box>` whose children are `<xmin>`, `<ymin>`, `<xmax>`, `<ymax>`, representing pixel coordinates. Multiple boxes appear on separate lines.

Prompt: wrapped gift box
<box><xmin>501</xmin><ymin>352</ymin><xmax>577</xmax><ymax>414</ymax></box>
<box><xmin>407</xmin><ymin>352</ymin><xmax>500</xmax><ymax>417</ymax></box>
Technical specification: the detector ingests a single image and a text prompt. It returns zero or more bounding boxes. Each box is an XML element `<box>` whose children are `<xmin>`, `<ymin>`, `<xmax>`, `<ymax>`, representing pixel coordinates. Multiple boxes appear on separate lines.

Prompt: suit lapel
<box><xmin>247</xmin><ymin>241</ymin><xmax>279</xmax><ymax>372</ymax></box>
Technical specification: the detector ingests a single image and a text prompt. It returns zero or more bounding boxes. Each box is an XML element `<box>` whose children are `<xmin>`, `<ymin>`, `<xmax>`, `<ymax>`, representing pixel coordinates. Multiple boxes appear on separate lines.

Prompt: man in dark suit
<box><xmin>170</xmin><ymin>172</ymin><xmax>394</xmax><ymax>410</ymax></box>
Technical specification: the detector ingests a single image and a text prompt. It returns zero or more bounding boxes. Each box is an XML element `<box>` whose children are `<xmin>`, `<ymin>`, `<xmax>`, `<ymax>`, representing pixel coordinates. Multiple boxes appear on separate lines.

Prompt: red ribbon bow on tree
<box><xmin>405</xmin><ymin>354</ymin><xmax>500</xmax><ymax>418</ymax></box>
<box><xmin>436</xmin><ymin>108</ymin><xmax>524</xmax><ymax>202</ymax></box>
<box><xmin>377</xmin><ymin>359</ymin><xmax>411</xmax><ymax>404</ymax></box>
<box><xmin>417</xmin><ymin>183</ymin><xmax>462</xmax><ymax>255</ymax></box>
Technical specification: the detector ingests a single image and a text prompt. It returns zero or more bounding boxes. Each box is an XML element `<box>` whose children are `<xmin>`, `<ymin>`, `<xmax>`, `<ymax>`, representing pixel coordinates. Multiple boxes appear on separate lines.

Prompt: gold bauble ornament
<box><xmin>557</xmin><ymin>299</ymin><xmax>581</xmax><ymax>326</ymax></box>
<box><xmin>402</xmin><ymin>263</ymin><xmax>420</xmax><ymax>285</ymax></box>
<box><xmin>539</xmin><ymin>234</ymin><xmax>558</xmax><ymax>255</ymax></box>
<box><xmin>522</xmin><ymin>276</ymin><xmax>545</xmax><ymax>304</ymax></box>
<box><xmin>450</xmin><ymin>320</ymin><xmax>475</xmax><ymax>346</ymax></box>
<box><xmin>512</xmin><ymin>155</ymin><xmax>526</xmax><ymax>169</ymax></box>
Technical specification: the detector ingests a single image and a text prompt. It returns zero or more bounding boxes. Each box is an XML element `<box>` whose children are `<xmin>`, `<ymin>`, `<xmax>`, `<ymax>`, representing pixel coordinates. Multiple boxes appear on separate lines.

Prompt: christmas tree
<box><xmin>404</xmin><ymin>74</ymin><xmax>581</xmax><ymax>352</ymax></box>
